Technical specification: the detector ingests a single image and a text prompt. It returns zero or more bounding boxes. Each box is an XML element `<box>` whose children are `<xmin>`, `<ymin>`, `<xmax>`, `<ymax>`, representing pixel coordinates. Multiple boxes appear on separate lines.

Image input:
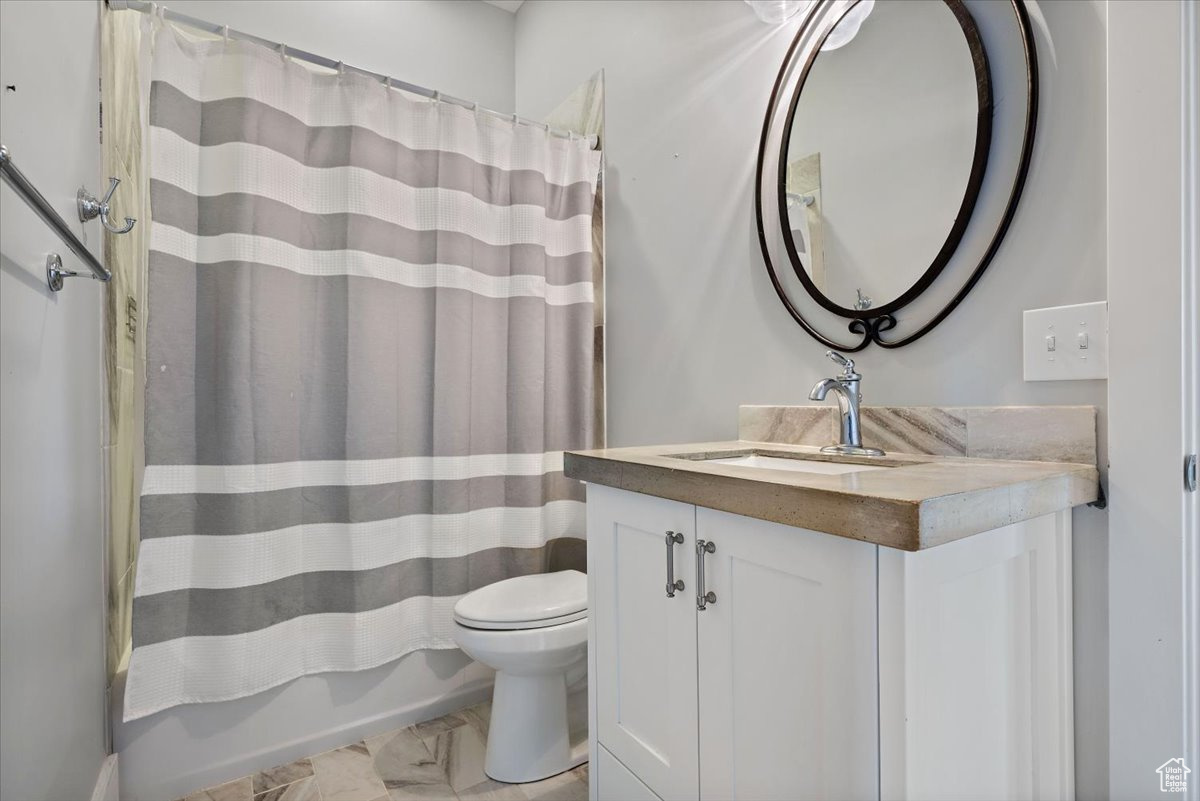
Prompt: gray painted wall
<box><xmin>109</xmin><ymin>2</ymin><xmax>516</xmax><ymax>799</ymax></box>
<box><xmin>514</xmin><ymin>1</ymin><xmax>1109</xmax><ymax>797</ymax></box>
<box><xmin>0</xmin><ymin>2</ymin><xmax>109</xmax><ymax>800</ymax></box>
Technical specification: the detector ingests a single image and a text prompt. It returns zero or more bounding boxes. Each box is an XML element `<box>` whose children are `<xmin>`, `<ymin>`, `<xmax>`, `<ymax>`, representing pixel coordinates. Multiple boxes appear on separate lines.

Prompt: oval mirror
<box><xmin>756</xmin><ymin>0</ymin><xmax>1038</xmax><ymax>350</ymax></box>
<box><xmin>782</xmin><ymin>0</ymin><xmax>988</xmax><ymax>314</ymax></box>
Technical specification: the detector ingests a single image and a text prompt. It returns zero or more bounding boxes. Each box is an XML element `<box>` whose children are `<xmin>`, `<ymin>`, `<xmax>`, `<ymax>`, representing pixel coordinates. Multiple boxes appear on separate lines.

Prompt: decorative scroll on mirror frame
<box><xmin>754</xmin><ymin>0</ymin><xmax>1039</xmax><ymax>351</ymax></box>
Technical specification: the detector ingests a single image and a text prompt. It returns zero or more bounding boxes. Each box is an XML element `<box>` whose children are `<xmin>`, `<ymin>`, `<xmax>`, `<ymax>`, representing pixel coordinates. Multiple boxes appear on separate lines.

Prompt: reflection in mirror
<box><xmin>784</xmin><ymin>0</ymin><xmax>980</xmax><ymax>311</ymax></box>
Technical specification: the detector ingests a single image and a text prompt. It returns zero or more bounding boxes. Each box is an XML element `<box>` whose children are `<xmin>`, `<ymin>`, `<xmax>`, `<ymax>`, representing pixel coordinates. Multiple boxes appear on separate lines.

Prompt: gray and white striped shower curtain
<box><xmin>124</xmin><ymin>23</ymin><xmax>601</xmax><ymax>720</ymax></box>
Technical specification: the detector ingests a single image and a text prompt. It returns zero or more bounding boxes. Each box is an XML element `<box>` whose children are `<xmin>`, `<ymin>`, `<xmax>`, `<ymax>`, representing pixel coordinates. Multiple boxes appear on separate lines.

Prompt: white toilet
<box><xmin>451</xmin><ymin>569</ymin><xmax>588</xmax><ymax>784</ymax></box>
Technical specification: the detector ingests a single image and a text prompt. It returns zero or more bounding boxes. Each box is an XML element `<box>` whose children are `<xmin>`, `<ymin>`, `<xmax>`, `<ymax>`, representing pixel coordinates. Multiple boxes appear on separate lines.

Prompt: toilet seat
<box><xmin>455</xmin><ymin>607</ymin><xmax>587</xmax><ymax>631</ymax></box>
<box><xmin>453</xmin><ymin>569</ymin><xmax>586</xmax><ymax>631</ymax></box>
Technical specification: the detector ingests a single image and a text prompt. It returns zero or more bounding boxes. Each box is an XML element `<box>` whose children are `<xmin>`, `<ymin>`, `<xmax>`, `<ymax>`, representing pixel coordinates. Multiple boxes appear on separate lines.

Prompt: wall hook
<box><xmin>78</xmin><ymin>178</ymin><xmax>137</xmax><ymax>235</ymax></box>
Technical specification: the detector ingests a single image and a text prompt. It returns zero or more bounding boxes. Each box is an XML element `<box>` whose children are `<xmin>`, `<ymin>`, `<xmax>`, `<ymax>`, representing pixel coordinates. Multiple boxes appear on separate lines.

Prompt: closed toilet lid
<box><xmin>454</xmin><ymin>570</ymin><xmax>587</xmax><ymax>630</ymax></box>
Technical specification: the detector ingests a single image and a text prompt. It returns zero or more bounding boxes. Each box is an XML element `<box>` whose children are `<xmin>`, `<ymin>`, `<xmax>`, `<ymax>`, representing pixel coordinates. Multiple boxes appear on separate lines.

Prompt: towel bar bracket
<box><xmin>0</xmin><ymin>144</ymin><xmax>113</xmax><ymax>286</ymax></box>
<box><xmin>45</xmin><ymin>253</ymin><xmax>96</xmax><ymax>292</ymax></box>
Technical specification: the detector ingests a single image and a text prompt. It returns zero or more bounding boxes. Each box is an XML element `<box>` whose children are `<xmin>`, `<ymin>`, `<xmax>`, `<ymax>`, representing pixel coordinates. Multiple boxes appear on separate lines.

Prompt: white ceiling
<box><xmin>481</xmin><ymin>0</ymin><xmax>526</xmax><ymax>13</ymax></box>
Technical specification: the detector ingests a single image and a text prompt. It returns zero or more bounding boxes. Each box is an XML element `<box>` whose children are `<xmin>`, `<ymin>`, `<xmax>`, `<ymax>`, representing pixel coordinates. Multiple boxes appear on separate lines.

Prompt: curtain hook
<box><xmin>383</xmin><ymin>76</ymin><xmax>392</xmax><ymax>90</ymax></box>
<box><xmin>278</xmin><ymin>42</ymin><xmax>288</xmax><ymax>61</ymax></box>
<box><xmin>221</xmin><ymin>24</ymin><xmax>230</xmax><ymax>42</ymax></box>
<box><xmin>336</xmin><ymin>60</ymin><xmax>345</xmax><ymax>76</ymax></box>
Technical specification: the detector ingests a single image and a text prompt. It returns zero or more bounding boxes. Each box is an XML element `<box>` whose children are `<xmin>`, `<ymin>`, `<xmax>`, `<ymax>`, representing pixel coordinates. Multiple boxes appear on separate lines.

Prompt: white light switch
<box><xmin>1023</xmin><ymin>301</ymin><xmax>1108</xmax><ymax>381</ymax></box>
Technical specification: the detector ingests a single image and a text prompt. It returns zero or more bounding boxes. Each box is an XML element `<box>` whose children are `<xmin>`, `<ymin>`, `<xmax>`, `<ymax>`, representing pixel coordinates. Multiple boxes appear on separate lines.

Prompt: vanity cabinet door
<box><xmin>694</xmin><ymin>507</ymin><xmax>880</xmax><ymax>801</ymax></box>
<box><xmin>588</xmin><ymin>484</ymin><xmax>700</xmax><ymax>801</ymax></box>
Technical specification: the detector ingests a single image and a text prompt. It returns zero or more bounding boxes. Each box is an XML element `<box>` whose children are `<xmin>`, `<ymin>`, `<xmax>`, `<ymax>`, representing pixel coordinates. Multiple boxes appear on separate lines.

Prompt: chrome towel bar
<box><xmin>0</xmin><ymin>144</ymin><xmax>113</xmax><ymax>290</ymax></box>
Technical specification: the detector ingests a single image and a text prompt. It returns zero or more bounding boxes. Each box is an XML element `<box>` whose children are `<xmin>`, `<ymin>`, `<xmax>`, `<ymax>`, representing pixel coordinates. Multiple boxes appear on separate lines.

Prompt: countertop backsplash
<box><xmin>739</xmin><ymin>405</ymin><xmax>1098</xmax><ymax>466</ymax></box>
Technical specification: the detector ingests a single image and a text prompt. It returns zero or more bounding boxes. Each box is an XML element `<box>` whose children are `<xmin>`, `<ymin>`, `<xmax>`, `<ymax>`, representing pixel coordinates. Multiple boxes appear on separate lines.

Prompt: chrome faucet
<box><xmin>808</xmin><ymin>351</ymin><xmax>885</xmax><ymax>457</ymax></box>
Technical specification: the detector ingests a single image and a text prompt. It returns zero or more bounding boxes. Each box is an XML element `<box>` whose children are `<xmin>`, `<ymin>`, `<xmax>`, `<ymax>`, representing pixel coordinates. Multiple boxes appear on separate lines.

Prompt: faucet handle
<box><xmin>826</xmin><ymin>350</ymin><xmax>856</xmax><ymax>375</ymax></box>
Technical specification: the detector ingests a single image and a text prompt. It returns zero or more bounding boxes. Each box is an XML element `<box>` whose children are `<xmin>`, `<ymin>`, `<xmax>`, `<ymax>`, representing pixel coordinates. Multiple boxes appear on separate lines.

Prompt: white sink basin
<box><xmin>705</xmin><ymin>454</ymin><xmax>887</xmax><ymax>476</ymax></box>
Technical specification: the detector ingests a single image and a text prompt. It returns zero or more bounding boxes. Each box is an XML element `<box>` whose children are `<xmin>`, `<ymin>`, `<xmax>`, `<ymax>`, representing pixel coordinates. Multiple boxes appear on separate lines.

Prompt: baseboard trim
<box><xmin>128</xmin><ymin>678</ymin><xmax>493</xmax><ymax>801</ymax></box>
<box><xmin>92</xmin><ymin>754</ymin><xmax>119</xmax><ymax>801</ymax></box>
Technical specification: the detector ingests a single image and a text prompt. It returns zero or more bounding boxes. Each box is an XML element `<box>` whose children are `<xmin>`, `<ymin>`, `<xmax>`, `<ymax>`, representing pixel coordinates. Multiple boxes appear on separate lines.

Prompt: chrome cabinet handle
<box><xmin>665</xmin><ymin>531</ymin><xmax>685</xmax><ymax>597</ymax></box>
<box><xmin>696</xmin><ymin>539</ymin><xmax>716</xmax><ymax>610</ymax></box>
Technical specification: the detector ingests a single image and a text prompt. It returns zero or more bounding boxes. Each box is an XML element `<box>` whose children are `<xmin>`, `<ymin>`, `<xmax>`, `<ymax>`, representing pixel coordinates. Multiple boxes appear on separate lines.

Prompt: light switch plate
<box><xmin>1023</xmin><ymin>301</ymin><xmax>1108</xmax><ymax>381</ymax></box>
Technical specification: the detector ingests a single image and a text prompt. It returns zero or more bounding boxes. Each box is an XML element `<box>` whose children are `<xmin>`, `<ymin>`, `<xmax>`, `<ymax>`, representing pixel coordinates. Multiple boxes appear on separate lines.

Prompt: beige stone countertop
<box><xmin>563</xmin><ymin>441</ymin><xmax>1100</xmax><ymax>551</ymax></box>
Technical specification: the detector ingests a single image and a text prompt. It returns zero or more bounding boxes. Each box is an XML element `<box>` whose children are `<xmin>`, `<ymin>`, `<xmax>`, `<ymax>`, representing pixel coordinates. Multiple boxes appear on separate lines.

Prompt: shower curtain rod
<box><xmin>106</xmin><ymin>0</ymin><xmax>598</xmax><ymax>147</ymax></box>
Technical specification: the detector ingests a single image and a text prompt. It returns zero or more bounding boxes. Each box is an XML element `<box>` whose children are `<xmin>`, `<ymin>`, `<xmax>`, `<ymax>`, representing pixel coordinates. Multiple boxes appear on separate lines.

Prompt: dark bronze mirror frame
<box><xmin>755</xmin><ymin>0</ymin><xmax>1039</xmax><ymax>351</ymax></box>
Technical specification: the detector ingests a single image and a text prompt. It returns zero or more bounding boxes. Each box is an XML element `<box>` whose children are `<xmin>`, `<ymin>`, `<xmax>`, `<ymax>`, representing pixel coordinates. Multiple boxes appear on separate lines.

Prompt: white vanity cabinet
<box><xmin>585</xmin><ymin>483</ymin><xmax>1074</xmax><ymax>801</ymax></box>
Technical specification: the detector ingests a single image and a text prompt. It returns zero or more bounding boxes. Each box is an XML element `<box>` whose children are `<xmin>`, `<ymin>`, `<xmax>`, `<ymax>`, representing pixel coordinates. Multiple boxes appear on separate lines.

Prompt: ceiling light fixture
<box><xmin>744</xmin><ymin>0</ymin><xmax>875</xmax><ymax>52</ymax></box>
<box><xmin>821</xmin><ymin>0</ymin><xmax>874</xmax><ymax>49</ymax></box>
<box><xmin>743</xmin><ymin>0</ymin><xmax>808</xmax><ymax>25</ymax></box>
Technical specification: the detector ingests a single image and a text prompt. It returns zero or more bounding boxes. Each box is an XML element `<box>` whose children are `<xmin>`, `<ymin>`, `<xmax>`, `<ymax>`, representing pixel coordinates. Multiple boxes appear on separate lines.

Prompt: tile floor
<box><xmin>178</xmin><ymin>702</ymin><xmax>588</xmax><ymax>801</ymax></box>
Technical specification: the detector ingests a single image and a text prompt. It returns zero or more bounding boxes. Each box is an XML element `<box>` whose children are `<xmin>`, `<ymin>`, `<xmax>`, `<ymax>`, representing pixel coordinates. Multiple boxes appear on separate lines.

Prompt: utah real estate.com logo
<box><xmin>1158</xmin><ymin>758</ymin><xmax>1191</xmax><ymax>793</ymax></box>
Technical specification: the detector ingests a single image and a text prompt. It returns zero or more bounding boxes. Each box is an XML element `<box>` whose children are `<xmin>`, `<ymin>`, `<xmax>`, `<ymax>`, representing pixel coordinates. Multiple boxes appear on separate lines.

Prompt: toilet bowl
<box><xmin>451</xmin><ymin>569</ymin><xmax>588</xmax><ymax>784</ymax></box>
